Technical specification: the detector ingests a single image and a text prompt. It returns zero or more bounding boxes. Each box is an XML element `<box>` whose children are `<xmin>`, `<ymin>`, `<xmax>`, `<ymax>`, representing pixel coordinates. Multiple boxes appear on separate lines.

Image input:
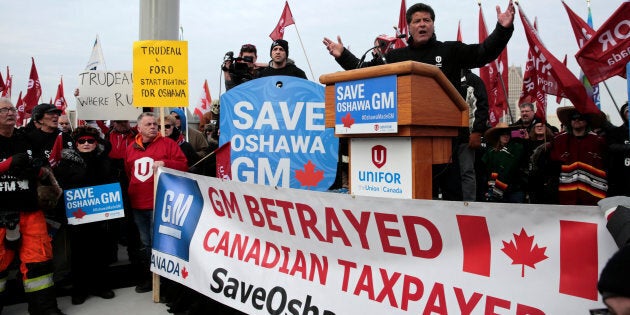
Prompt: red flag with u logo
<box><xmin>269</xmin><ymin>1</ymin><xmax>295</xmax><ymax>41</ymax></box>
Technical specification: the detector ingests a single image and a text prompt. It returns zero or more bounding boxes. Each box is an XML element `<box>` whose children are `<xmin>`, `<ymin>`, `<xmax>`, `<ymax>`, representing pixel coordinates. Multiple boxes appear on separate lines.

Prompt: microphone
<box><xmin>357</xmin><ymin>41</ymin><xmax>387</xmax><ymax>69</ymax></box>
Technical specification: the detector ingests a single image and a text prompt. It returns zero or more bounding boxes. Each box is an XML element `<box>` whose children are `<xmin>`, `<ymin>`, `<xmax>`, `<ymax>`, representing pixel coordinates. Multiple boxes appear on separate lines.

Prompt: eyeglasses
<box><xmin>77</xmin><ymin>138</ymin><xmax>96</xmax><ymax>144</ymax></box>
<box><xmin>0</xmin><ymin>107</ymin><xmax>18</xmax><ymax>114</ymax></box>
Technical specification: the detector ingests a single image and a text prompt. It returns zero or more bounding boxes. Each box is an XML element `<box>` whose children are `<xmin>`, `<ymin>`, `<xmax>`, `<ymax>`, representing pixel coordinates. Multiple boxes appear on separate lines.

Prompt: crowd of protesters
<box><xmin>0</xmin><ymin>96</ymin><xmax>233</xmax><ymax>314</ymax></box>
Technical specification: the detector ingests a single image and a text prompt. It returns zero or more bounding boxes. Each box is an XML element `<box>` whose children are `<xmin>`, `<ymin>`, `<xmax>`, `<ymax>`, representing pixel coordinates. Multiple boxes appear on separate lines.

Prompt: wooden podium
<box><xmin>319</xmin><ymin>61</ymin><xmax>468</xmax><ymax>199</ymax></box>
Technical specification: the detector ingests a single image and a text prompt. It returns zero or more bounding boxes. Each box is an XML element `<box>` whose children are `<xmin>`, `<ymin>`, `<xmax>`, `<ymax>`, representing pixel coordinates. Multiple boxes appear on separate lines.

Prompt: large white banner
<box><xmin>152</xmin><ymin>167</ymin><xmax>616</xmax><ymax>314</ymax></box>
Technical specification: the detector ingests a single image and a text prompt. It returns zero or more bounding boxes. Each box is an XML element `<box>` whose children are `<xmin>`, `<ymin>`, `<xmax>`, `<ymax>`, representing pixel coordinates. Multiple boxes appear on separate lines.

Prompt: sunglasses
<box><xmin>571</xmin><ymin>115</ymin><xmax>586</xmax><ymax>121</ymax></box>
<box><xmin>172</xmin><ymin>116</ymin><xmax>180</xmax><ymax>120</ymax></box>
<box><xmin>77</xmin><ymin>138</ymin><xmax>96</xmax><ymax>144</ymax></box>
<box><xmin>158</xmin><ymin>124</ymin><xmax>172</xmax><ymax>129</ymax></box>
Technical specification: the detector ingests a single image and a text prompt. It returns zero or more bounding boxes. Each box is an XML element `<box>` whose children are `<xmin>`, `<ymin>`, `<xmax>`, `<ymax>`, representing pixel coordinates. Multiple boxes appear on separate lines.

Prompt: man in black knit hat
<box><xmin>258</xmin><ymin>39</ymin><xmax>307</xmax><ymax>79</ymax></box>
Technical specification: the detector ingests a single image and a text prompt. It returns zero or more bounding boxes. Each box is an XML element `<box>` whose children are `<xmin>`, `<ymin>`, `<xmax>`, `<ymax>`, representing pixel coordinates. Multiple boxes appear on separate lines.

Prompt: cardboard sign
<box><xmin>133</xmin><ymin>40</ymin><xmax>189</xmax><ymax>107</ymax></box>
<box><xmin>76</xmin><ymin>71</ymin><xmax>141</xmax><ymax>120</ymax></box>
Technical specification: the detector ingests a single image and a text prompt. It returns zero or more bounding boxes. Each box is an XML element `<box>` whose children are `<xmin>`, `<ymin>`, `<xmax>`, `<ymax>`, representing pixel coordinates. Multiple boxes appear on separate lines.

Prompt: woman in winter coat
<box><xmin>54</xmin><ymin>125</ymin><xmax>117</xmax><ymax>305</ymax></box>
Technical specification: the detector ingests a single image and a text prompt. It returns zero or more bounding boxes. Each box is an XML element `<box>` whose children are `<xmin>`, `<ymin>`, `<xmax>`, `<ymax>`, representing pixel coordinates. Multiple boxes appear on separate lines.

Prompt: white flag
<box><xmin>85</xmin><ymin>35</ymin><xmax>106</xmax><ymax>71</ymax></box>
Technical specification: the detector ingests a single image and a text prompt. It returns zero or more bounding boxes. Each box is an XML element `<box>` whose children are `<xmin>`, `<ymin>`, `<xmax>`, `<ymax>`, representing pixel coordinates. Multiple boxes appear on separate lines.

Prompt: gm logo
<box><xmin>372</xmin><ymin>145</ymin><xmax>387</xmax><ymax>169</ymax></box>
<box><xmin>154</xmin><ymin>173</ymin><xmax>203</xmax><ymax>261</ymax></box>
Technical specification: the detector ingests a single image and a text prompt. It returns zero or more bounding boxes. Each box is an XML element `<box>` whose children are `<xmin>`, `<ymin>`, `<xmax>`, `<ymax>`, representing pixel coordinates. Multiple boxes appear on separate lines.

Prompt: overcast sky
<box><xmin>1</xmin><ymin>0</ymin><xmax>626</xmax><ymax>124</ymax></box>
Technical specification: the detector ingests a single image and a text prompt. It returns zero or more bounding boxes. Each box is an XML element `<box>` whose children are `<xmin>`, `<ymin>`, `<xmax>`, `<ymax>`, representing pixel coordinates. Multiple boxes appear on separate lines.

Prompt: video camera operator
<box><xmin>222</xmin><ymin>43</ymin><xmax>265</xmax><ymax>91</ymax></box>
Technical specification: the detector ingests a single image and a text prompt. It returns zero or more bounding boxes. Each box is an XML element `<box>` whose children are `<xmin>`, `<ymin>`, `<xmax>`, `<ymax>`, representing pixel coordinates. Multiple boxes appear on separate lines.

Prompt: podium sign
<box><xmin>350</xmin><ymin>137</ymin><xmax>412</xmax><ymax>199</ymax></box>
<box><xmin>335</xmin><ymin>75</ymin><xmax>398</xmax><ymax>134</ymax></box>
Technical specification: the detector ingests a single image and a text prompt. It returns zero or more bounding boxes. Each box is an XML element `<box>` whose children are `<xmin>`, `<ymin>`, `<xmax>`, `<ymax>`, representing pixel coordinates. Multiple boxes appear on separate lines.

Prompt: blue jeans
<box><xmin>132</xmin><ymin>209</ymin><xmax>153</xmax><ymax>261</ymax></box>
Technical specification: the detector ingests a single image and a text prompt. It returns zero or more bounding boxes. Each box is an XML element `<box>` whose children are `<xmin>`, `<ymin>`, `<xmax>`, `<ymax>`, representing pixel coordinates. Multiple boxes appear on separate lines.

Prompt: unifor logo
<box><xmin>134</xmin><ymin>157</ymin><xmax>154</xmax><ymax>182</ymax></box>
<box><xmin>372</xmin><ymin>145</ymin><xmax>386</xmax><ymax>169</ymax></box>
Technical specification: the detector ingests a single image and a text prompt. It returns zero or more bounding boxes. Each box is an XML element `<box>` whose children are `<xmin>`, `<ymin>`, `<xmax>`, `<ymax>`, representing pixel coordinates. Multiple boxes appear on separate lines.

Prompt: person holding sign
<box><xmin>124</xmin><ymin>112</ymin><xmax>187</xmax><ymax>293</ymax></box>
<box><xmin>0</xmin><ymin>98</ymin><xmax>65</xmax><ymax>315</ymax></box>
<box><xmin>53</xmin><ymin>125</ymin><xmax>117</xmax><ymax>305</ymax></box>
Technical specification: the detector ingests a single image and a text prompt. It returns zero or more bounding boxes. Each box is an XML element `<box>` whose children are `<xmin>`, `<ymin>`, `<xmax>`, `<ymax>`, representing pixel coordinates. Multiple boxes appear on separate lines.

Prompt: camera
<box><xmin>222</xmin><ymin>51</ymin><xmax>254</xmax><ymax>79</ymax></box>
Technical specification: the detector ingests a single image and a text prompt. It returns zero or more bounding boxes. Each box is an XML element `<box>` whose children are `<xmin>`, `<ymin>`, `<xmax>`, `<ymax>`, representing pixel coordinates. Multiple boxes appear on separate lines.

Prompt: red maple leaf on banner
<box><xmin>182</xmin><ymin>267</ymin><xmax>189</xmax><ymax>279</ymax></box>
<box><xmin>295</xmin><ymin>160</ymin><xmax>324</xmax><ymax>188</ymax></box>
<box><xmin>341</xmin><ymin>113</ymin><xmax>355</xmax><ymax>128</ymax></box>
<box><xmin>73</xmin><ymin>208</ymin><xmax>87</xmax><ymax>219</ymax></box>
<box><xmin>501</xmin><ymin>228</ymin><xmax>548</xmax><ymax>277</ymax></box>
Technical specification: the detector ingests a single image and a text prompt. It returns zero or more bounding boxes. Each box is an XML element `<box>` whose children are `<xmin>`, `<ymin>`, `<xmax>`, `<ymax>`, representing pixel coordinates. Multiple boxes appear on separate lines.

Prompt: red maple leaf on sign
<box><xmin>182</xmin><ymin>267</ymin><xmax>189</xmax><ymax>279</ymax></box>
<box><xmin>295</xmin><ymin>160</ymin><xmax>324</xmax><ymax>189</ymax></box>
<box><xmin>501</xmin><ymin>228</ymin><xmax>548</xmax><ymax>277</ymax></box>
<box><xmin>73</xmin><ymin>208</ymin><xmax>86</xmax><ymax>219</ymax></box>
<box><xmin>342</xmin><ymin>113</ymin><xmax>355</xmax><ymax>128</ymax></box>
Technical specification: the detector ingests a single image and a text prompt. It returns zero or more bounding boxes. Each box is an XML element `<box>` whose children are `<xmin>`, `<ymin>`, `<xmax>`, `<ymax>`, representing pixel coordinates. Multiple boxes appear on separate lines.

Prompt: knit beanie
<box><xmin>598</xmin><ymin>245</ymin><xmax>630</xmax><ymax>299</ymax></box>
<box><xmin>270</xmin><ymin>39</ymin><xmax>289</xmax><ymax>57</ymax></box>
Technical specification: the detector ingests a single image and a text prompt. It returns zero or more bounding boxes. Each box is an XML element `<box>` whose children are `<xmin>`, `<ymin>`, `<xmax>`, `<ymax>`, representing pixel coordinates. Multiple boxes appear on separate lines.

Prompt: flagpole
<box><xmin>292</xmin><ymin>23</ymin><xmax>316</xmax><ymax>81</ymax></box>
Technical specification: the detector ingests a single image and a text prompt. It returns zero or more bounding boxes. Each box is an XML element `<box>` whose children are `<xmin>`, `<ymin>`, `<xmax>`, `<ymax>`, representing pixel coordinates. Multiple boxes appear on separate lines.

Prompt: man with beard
<box><xmin>258</xmin><ymin>39</ymin><xmax>307</xmax><ymax>79</ymax></box>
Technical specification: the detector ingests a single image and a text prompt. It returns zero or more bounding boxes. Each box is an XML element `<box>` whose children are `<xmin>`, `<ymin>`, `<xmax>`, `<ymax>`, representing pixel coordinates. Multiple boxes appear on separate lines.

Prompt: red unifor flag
<box><xmin>23</xmin><ymin>57</ymin><xmax>42</xmax><ymax>114</ymax></box>
<box><xmin>1</xmin><ymin>67</ymin><xmax>11</xmax><ymax>99</ymax></box>
<box><xmin>48</xmin><ymin>132</ymin><xmax>63</xmax><ymax>168</ymax></box>
<box><xmin>215</xmin><ymin>141</ymin><xmax>232</xmax><ymax>180</ymax></box>
<box><xmin>519</xmin><ymin>6</ymin><xmax>600</xmax><ymax>116</ymax></box>
<box><xmin>479</xmin><ymin>4</ymin><xmax>508</xmax><ymax>127</ymax></box>
<box><xmin>54</xmin><ymin>77</ymin><xmax>67</xmax><ymax>114</ymax></box>
<box><xmin>519</xmin><ymin>18</ymin><xmax>548</xmax><ymax>122</ymax></box>
<box><xmin>269</xmin><ymin>1</ymin><xmax>295</xmax><ymax>41</ymax></box>
<box><xmin>15</xmin><ymin>91</ymin><xmax>24</xmax><ymax>127</ymax></box>
<box><xmin>576</xmin><ymin>1</ymin><xmax>630</xmax><ymax>85</ymax></box>
<box><xmin>0</xmin><ymin>71</ymin><xmax>4</xmax><ymax>95</ymax></box>
<box><xmin>194</xmin><ymin>80</ymin><xmax>212</xmax><ymax>121</ymax></box>
<box><xmin>456</xmin><ymin>20</ymin><xmax>463</xmax><ymax>42</ymax></box>
<box><xmin>394</xmin><ymin>0</ymin><xmax>408</xmax><ymax>48</ymax></box>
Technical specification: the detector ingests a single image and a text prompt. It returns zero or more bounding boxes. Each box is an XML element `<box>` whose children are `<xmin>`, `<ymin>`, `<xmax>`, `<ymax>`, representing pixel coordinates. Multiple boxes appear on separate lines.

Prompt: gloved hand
<box><xmin>9</xmin><ymin>153</ymin><xmax>30</xmax><ymax>170</ymax></box>
<box><xmin>469</xmin><ymin>132</ymin><xmax>482</xmax><ymax>149</ymax></box>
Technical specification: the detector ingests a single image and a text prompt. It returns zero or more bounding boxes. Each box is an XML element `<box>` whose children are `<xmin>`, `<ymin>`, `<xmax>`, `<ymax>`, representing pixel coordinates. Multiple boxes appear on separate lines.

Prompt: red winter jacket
<box><xmin>125</xmin><ymin>133</ymin><xmax>187</xmax><ymax>210</ymax></box>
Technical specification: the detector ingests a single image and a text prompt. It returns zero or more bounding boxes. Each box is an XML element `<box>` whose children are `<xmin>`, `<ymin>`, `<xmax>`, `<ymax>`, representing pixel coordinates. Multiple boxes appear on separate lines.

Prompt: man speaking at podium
<box><xmin>323</xmin><ymin>1</ymin><xmax>515</xmax><ymax>200</ymax></box>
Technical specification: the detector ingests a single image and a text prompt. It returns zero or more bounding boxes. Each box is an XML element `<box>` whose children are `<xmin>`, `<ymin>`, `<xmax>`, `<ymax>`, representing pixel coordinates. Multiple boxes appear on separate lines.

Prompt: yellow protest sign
<box><xmin>133</xmin><ymin>40</ymin><xmax>188</xmax><ymax>107</ymax></box>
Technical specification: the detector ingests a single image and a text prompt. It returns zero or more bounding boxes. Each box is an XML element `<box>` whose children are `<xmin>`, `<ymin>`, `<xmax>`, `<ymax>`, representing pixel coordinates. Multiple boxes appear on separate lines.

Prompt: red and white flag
<box><xmin>15</xmin><ymin>91</ymin><xmax>24</xmax><ymax>127</ymax></box>
<box><xmin>54</xmin><ymin>77</ymin><xmax>67</xmax><ymax>114</ymax></box>
<box><xmin>194</xmin><ymin>80</ymin><xmax>212</xmax><ymax>121</ymax></box>
<box><xmin>23</xmin><ymin>57</ymin><xmax>42</xmax><ymax>114</ymax></box>
<box><xmin>394</xmin><ymin>0</ymin><xmax>408</xmax><ymax>48</ymax></box>
<box><xmin>519</xmin><ymin>18</ymin><xmax>549</xmax><ymax>122</ymax></box>
<box><xmin>0</xmin><ymin>71</ymin><xmax>4</xmax><ymax>95</ymax></box>
<box><xmin>215</xmin><ymin>141</ymin><xmax>232</xmax><ymax>181</ymax></box>
<box><xmin>575</xmin><ymin>1</ymin><xmax>630</xmax><ymax>85</ymax></box>
<box><xmin>1</xmin><ymin>67</ymin><xmax>11</xmax><ymax>99</ymax></box>
<box><xmin>479</xmin><ymin>4</ymin><xmax>508</xmax><ymax>127</ymax></box>
<box><xmin>269</xmin><ymin>1</ymin><xmax>295</xmax><ymax>41</ymax></box>
<box><xmin>562</xmin><ymin>0</ymin><xmax>601</xmax><ymax>108</ymax></box>
<box><xmin>48</xmin><ymin>132</ymin><xmax>64</xmax><ymax>168</ymax></box>
<box><xmin>519</xmin><ymin>6</ymin><xmax>600</xmax><ymax>116</ymax></box>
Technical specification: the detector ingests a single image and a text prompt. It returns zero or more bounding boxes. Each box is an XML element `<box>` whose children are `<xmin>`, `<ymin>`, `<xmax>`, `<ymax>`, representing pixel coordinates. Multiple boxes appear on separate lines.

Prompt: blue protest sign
<box><xmin>153</xmin><ymin>172</ymin><xmax>204</xmax><ymax>261</ymax></box>
<box><xmin>64</xmin><ymin>183</ymin><xmax>125</xmax><ymax>225</ymax></box>
<box><xmin>219</xmin><ymin>76</ymin><xmax>338</xmax><ymax>191</ymax></box>
<box><xmin>334</xmin><ymin>75</ymin><xmax>398</xmax><ymax>134</ymax></box>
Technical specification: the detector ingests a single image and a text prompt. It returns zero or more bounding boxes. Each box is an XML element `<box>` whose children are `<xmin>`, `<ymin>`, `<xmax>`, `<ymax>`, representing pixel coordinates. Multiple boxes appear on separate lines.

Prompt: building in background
<box><xmin>507</xmin><ymin>65</ymin><xmax>522</xmax><ymax>125</ymax></box>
